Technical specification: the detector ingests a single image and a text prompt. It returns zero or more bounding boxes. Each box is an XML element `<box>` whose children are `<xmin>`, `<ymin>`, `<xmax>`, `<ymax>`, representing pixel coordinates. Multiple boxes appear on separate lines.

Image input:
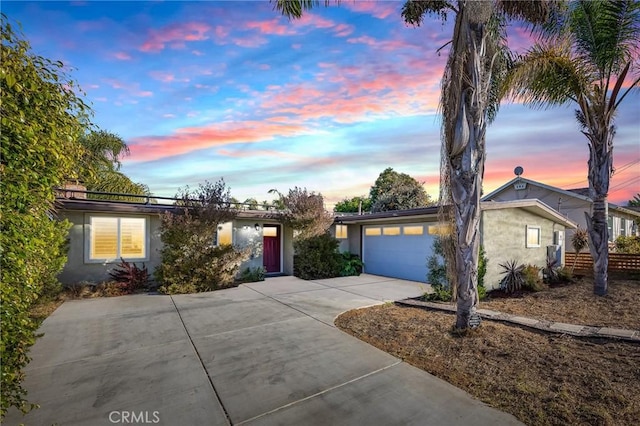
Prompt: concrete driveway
<box><xmin>5</xmin><ymin>274</ymin><xmax>521</xmax><ymax>426</ymax></box>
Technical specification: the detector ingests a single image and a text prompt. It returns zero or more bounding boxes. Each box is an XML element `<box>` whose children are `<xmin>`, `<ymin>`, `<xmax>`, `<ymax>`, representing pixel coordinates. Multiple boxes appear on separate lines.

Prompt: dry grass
<box><xmin>482</xmin><ymin>277</ymin><xmax>640</xmax><ymax>330</ymax></box>
<box><xmin>335</xmin><ymin>278</ymin><xmax>640</xmax><ymax>426</ymax></box>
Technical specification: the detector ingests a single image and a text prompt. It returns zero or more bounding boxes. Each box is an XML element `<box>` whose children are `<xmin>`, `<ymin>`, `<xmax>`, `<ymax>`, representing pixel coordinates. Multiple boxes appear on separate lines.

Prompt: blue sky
<box><xmin>4</xmin><ymin>1</ymin><xmax>639</xmax><ymax>206</ymax></box>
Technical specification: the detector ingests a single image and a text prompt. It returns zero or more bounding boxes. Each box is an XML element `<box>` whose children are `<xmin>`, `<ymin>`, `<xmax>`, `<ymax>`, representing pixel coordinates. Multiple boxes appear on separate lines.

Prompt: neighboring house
<box><xmin>56</xmin><ymin>191</ymin><xmax>293</xmax><ymax>286</ymax></box>
<box><xmin>332</xmin><ymin>200</ymin><xmax>577</xmax><ymax>290</ymax></box>
<box><xmin>482</xmin><ymin>176</ymin><xmax>640</xmax><ymax>251</ymax></box>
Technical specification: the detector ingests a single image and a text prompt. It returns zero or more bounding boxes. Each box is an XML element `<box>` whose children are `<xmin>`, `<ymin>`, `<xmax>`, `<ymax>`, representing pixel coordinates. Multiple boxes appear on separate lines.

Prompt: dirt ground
<box><xmin>481</xmin><ymin>277</ymin><xmax>640</xmax><ymax>330</ymax></box>
<box><xmin>335</xmin><ymin>278</ymin><xmax>640</xmax><ymax>426</ymax></box>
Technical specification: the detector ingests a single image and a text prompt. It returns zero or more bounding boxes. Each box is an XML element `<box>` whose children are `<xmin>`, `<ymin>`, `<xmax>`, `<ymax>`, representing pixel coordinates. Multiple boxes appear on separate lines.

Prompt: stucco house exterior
<box><xmin>332</xmin><ymin>200</ymin><xmax>577</xmax><ymax>290</ymax></box>
<box><xmin>56</xmin><ymin>192</ymin><xmax>293</xmax><ymax>286</ymax></box>
<box><xmin>482</xmin><ymin>176</ymin><xmax>640</xmax><ymax>252</ymax></box>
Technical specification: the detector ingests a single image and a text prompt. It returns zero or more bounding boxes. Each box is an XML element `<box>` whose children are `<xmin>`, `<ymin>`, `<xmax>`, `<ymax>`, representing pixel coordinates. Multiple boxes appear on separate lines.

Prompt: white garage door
<box><xmin>362</xmin><ymin>223</ymin><xmax>435</xmax><ymax>283</ymax></box>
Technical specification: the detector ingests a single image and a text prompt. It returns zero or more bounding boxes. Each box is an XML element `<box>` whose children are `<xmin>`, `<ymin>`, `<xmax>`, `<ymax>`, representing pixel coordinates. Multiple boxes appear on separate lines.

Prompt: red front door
<box><xmin>263</xmin><ymin>225</ymin><xmax>281</xmax><ymax>273</ymax></box>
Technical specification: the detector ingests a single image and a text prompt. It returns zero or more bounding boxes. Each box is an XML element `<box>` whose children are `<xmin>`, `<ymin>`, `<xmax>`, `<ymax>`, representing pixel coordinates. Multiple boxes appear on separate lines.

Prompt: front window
<box><xmin>87</xmin><ymin>215</ymin><xmax>148</xmax><ymax>262</ymax></box>
<box><xmin>526</xmin><ymin>225</ymin><xmax>541</xmax><ymax>248</ymax></box>
<box><xmin>335</xmin><ymin>224</ymin><xmax>348</xmax><ymax>239</ymax></box>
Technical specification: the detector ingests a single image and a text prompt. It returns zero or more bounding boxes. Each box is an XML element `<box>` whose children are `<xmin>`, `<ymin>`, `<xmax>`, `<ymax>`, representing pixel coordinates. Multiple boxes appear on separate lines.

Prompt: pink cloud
<box><xmin>128</xmin><ymin>121</ymin><xmax>307</xmax><ymax>162</ymax></box>
<box><xmin>149</xmin><ymin>71</ymin><xmax>175</xmax><ymax>83</ymax></box>
<box><xmin>347</xmin><ymin>35</ymin><xmax>413</xmax><ymax>51</ymax></box>
<box><xmin>140</xmin><ymin>21</ymin><xmax>211</xmax><ymax>52</ymax></box>
<box><xmin>245</xmin><ymin>19</ymin><xmax>293</xmax><ymax>35</ymax></box>
<box><xmin>344</xmin><ymin>1</ymin><xmax>398</xmax><ymax>19</ymax></box>
<box><xmin>291</xmin><ymin>43</ymin><xmax>301</xmax><ymax>49</ymax></box>
<box><xmin>113</xmin><ymin>52</ymin><xmax>132</xmax><ymax>61</ymax></box>
<box><xmin>102</xmin><ymin>78</ymin><xmax>153</xmax><ymax>97</ymax></box>
<box><xmin>291</xmin><ymin>13</ymin><xmax>353</xmax><ymax>37</ymax></box>
<box><xmin>232</xmin><ymin>34</ymin><xmax>268</xmax><ymax>48</ymax></box>
<box><xmin>258</xmin><ymin>64</ymin><xmax>271</xmax><ymax>70</ymax></box>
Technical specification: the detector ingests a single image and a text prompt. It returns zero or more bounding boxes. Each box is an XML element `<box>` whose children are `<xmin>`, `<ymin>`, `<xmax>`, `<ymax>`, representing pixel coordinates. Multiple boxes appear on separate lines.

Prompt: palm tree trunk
<box><xmin>586</xmin><ymin>126</ymin><xmax>614</xmax><ymax>296</ymax></box>
<box><xmin>445</xmin><ymin>1</ymin><xmax>492</xmax><ymax>329</ymax></box>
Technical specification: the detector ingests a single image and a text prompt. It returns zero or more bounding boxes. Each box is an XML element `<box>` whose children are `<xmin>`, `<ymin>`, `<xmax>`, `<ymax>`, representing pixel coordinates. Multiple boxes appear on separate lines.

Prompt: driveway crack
<box><xmin>169</xmin><ymin>295</ymin><xmax>234</xmax><ymax>425</ymax></box>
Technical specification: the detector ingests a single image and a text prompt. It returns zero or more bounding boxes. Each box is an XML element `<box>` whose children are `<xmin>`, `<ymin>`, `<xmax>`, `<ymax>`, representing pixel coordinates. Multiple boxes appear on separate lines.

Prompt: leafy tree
<box><xmin>628</xmin><ymin>194</ymin><xmax>640</xmax><ymax>207</ymax></box>
<box><xmin>270</xmin><ymin>187</ymin><xmax>334</xmax><ymax>240</ymax></box>
<box><xmin>276</xmin><ymin>0</ymin><xmax>556</xmax><ymax>329</ymax></box>
<box><xmin>243</xmin><ymin>197</ymin><xmax>259</xmax><ymax>210</ymax></box>
<box><xmin>156</xmin><ymin>180</ymin><xmax>246</xmax><ymax>294</ymax></box>
<box><xmin>368</xmin><ymin>167</ymin><xmax>432</xmax><ymax>212</ymax></box>
<box><xmin>503</xmin><ymin>0</ymin><xmax>639</xmax><ymax>295</ymax></box>
<box><xmin>1</xmin><ymin>15</ymin><xmax>89</xmax><ymax>417</ymax></box>
<box><xmin>334</xmin><ymin>195</ymin><xmax>372</xmax><ymax>213</ymax></box>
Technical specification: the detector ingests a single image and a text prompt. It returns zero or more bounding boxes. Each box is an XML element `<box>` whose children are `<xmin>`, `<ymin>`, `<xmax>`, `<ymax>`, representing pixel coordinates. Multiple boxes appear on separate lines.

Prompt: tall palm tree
<box><xmin>503</xmin><ymin>0</ymin><xmax>639</xmax><ymax>296</ymax></box>
<box><xmin>275</xmin><ymin>0</ymin><xmax>555</xmax><ymax>329</ymax></box>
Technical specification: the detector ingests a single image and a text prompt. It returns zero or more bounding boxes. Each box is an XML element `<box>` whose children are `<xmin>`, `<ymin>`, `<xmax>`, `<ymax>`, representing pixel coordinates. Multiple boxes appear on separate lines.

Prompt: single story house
<box><xmin>331</xmin><ymin>200</ymin><xmax>577</xmax><ymax>290</ymax></box>
<box><xmin>482</xmin><ymin>176</ymin><xmax>640</xmax><ymax>252</ymax></box>
<box><xmin>55</xmin><ymin>190</ymin><xmax>293</xmax><ymax>286</ymax></box>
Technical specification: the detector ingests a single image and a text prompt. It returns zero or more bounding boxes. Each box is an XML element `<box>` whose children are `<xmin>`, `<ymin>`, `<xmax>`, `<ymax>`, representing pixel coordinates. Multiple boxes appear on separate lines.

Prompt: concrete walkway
<box><xmin>5</xmin><ymin>274</ymin><xmax>522</xmax><ymax>426</ymax></box>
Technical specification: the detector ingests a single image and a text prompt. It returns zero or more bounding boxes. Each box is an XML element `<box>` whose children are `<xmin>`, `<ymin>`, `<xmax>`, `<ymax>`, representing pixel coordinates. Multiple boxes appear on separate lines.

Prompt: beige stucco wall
<box><xmin>332</xmin><ymin>223</ymin><xmax>361</xmax><ymax>255</ymax></box>
<box><xmin>59</xmin><ymin>213</ymin><xmax>294</xmax><ymax>285</ymax></box>
<box><xmin>481</xmin><ymin>209</ymin><xmax>565</xmax><ymax>291</ymax></box>
<box><xmin>58</xmin><ymin>210</ymin><xmax>164</xmax><ymax>285</ymax></box>
<box><xmin>233</xmin><ymin>219</ymin><xmax>293</xmax><ymax>275</ymax></box>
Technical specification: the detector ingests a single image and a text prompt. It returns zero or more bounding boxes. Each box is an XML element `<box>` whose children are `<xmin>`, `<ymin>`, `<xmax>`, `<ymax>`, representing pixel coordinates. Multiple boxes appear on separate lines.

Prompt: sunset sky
<box><xmin>5</xmin><ymin>1</ymin><xmax>639</xmax><ymax>207</ymax></box>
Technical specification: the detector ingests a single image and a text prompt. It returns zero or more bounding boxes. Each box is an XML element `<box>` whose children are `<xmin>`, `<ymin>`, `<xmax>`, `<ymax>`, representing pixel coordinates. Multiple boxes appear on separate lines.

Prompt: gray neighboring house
<box><xmin>56</xmin><ymin>193</ymin><xmax>293</xmax><ymax>286</ymax></box>
<box><xmin>331</xmin><ymin>200</ymin><xmax>577</xmax><ymax>291</ymax></box>
<box><xmin>482</xmin><ymin>176</ymin><xmax>640</xmax><ymax>252</ymax></box>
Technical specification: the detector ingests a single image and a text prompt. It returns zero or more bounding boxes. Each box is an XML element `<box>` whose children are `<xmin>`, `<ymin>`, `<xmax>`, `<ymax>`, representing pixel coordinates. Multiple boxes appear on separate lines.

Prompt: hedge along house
<box><xmin>55</xmin><ymin>187</ymin><xmax>293</xmax><ymax>286</ymax></box>
<box><xmin>331</xmin><ymin>200</ymin><xmax>577</xmax><ymax>290</ymax></box>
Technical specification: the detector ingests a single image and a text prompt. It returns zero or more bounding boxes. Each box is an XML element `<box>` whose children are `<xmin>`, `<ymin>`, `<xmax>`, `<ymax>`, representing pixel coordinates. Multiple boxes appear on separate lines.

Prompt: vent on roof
<box><xmin>514</xmin><ymin>182</ymin><xmax>527</xmax><ymax>190</ymax></box>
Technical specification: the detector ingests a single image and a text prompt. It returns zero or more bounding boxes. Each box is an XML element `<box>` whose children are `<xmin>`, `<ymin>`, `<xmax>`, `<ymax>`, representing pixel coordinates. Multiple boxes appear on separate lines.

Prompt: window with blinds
<box><xmin>89</xmin><ymin>216</ymin><xmax>147</xmax><ymax>261</ymax></box>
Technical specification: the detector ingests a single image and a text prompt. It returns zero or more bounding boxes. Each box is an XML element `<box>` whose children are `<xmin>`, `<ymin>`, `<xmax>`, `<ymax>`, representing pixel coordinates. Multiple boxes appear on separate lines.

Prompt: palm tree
<box><xmin>77</xmin><ymin>130</ymin><xmax>152</xmax><ymax>200</ymax></box>
<box><xmin>503</xmin><ymin>0</ymin><xmax>639</xmax><ymax>295</ymax></box>
<box><xmin>276</xmin><ymin>0</ymin><xmax>554</xmax><ymax>329</ymax></box>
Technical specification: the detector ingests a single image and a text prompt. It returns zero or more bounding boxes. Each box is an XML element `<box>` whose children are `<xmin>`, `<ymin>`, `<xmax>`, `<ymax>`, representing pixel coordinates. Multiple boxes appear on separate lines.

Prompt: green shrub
<box><xmin>108</xmin><ymin>258</ymin><xmax>149</xmax><ymax>294</ymax></box>
<box><xmin>155</xmin><ymin>180</ymin><xmax>251</xmax><ymax>295</ymax></box>
<box><xmin>1</xmin><ymin>16</ymin><xmax>92</xmax><ymax>415</ymax></box>
<box><xmin>293</xmin><ymin>233</ymin><xmax>342</xmax><ymax>280</ymax></box>
<box><xmin>239</xmin><ymin>266</ymin><xmax>267</xmax><ymax>283</ymax></box>
<box><xmin>556</xmin><ymin>266</ymin><xmax>574</xmax><ymax>283</ymax></box>
<box><xmin>426</xmin><ymin>239</ymin><xmax>487</xmax><ymax>300</ymax></box>
<box><xmin>615</xmin><ymin>235</ymin><xmax>640</xmax><ymax>254</ymax></box>
<box><xmin>424</xmin><ymin>283</ymin><xmax>452</xmax><ymax>302</ymax></box>
<box><xmin>340</xmin><ymin>252</ymin><xmax>364</xmax><ymax>276</ymax></box>
<box><xmin>522</xmin><ymin>264</ymin><xmax>545</xmax><ymax>292</ymax></box>
<box><xmin>157</xmin><ymin>242</ymin><xmax>250</xmax><ymax>294</ymax></box>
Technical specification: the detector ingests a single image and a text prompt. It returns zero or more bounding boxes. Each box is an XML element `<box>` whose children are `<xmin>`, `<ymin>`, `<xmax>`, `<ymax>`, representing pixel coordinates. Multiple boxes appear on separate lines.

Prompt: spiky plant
<box><xmin>571</xmin><ymin>227</ymin><xmax>590</xmax><ymax>272</ymax></box>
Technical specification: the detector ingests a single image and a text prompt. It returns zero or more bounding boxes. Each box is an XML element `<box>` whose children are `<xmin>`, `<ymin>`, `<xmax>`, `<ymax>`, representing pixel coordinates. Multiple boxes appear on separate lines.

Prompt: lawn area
<box><xmin>335</xmin><ymin>278</ymin><xmax>640</xmax><ymax>426</ymax></box>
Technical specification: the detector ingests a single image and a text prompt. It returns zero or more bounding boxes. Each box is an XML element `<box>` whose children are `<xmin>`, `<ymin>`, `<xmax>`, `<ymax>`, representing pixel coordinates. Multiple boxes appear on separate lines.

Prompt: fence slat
<box><xmin>566</xmin><ymin>252</ymin><xmax>640</xmax><ymax>272</ymax></box>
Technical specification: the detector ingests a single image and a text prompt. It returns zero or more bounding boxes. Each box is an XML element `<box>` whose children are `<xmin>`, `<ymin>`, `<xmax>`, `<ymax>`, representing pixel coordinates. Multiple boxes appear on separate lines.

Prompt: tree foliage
<box><xmin>628</xmin><ymin>194</ymin><xmax>640</xmax><ymax>207</ymax></box>
<box><xmin>369</xmin><ymin>167</ymin><xmax>433</xmax><ymax>212</ymax></box>
<box><xmin>0</xmin><ymin>15</ymin><xmax>89</xmax><ymax>417</ymax></box>
<box><xmin>272</xmin><ymin>187</ymin><xmax>334</xmax><ymax>240</ymax></box>
<box><xmin>156</xmin><ymin>180</ymin><xmax>248</xmax><ymax>294</ymax></box>
<box><xmin>333</xmin><ymin>195</ymin><xmax>372</xmax><ymax>213</ymax></box>
<box><xmin>77</xmin><ymin>130</ymin><xmax>151</xmax><ymax>200</ymax></box>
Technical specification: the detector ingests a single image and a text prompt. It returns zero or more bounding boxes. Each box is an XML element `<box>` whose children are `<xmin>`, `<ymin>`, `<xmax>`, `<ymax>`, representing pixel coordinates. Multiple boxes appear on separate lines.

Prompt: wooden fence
<box><xmin>565</xmin><ymin>252</ymin><xmax>640</xmax><ymax>274</ymax></box>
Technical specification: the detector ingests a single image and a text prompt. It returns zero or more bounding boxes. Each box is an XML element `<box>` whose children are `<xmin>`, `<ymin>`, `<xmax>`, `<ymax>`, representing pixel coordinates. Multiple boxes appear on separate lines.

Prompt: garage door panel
<box><xmin>363</xmin><ymin>225</ymin><xmax>434</xmax><ymax>283</ymax></box>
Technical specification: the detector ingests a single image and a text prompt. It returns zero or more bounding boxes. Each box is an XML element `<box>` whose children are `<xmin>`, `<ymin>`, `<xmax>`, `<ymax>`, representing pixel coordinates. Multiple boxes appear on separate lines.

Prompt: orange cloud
<box><xmin>140</xmin><ymin>21</ymin><xmax>211</xmax><ymax>52</ymax></box>
<box><xmin>128</xmin><ymin>121</ymin><xmax>308</xmax><ymax>162</ymax></box>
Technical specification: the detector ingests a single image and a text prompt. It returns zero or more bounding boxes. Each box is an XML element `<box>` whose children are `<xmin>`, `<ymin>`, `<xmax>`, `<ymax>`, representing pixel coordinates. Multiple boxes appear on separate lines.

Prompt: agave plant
<box><xmin>499</xmin><ymin>260</ymin><xmax>525</xmax><ymax>294</ymax></box>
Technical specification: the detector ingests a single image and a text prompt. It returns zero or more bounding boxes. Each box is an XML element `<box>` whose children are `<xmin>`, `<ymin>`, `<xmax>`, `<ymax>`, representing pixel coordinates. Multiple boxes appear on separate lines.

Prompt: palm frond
<box><xmin>401</xmin><ymin>0</ymin><xmax>454</xmax><ymax>26</ymax></box>
<box><xmin>503</xmin><ymin>42</ymin><xmax>590</xmax><ymax>108</ymax></box>
<box><xmin>571</xmin><ymin>0</ymin><xmax>640</xmax><ymax>76</ymax></box>
<box><xmin>273</xmin><ymin>0</ymin><xmax>323</xmax><ymax>19</ymax></box>
<box><xmin>498</xmin><ymin>0</ymin><xmax>562</xmax><ymax>27</ymax></box>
